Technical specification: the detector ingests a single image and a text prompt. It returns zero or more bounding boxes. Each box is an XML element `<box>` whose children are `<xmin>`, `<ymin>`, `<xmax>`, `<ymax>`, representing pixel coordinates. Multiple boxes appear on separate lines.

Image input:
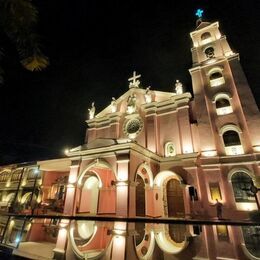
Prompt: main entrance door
<box><xmin>136</xmin><ymin>175</ymin><xmax>145</xmax><ymax>216</ymax></box>
<box><xmin>166</xmin><ymin>179</ymin><xmax>185</xmax><ymax>217</ymax></box>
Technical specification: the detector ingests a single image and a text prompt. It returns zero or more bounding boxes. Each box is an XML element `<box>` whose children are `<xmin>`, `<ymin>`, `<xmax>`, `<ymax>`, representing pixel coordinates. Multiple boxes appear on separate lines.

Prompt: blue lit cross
<box><xmin>195</xmin><ymin>8</ymin><xmax>204</xmax><ymax>18</ymax></box>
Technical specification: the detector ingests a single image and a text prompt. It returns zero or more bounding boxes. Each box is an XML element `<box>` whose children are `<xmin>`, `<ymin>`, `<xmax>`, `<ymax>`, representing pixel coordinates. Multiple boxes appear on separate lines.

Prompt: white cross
<box><xmin>128</xmin><ymin>71</ymin><xmax>141</xmax><ymax>88</ymax></box>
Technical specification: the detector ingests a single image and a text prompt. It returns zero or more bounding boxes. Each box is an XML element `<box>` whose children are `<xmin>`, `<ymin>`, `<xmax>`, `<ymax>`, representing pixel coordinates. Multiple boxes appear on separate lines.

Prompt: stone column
<box><xmin>146</xmin><ymin>114</ymin><xmax>157</xmax><ymax>153</ymax></box>
<box><xmin>111</xmin><ymin>222</ymin><xmax>127</xmax><ymax>260</ymax></box>
<box><xmin>53</xmin><ymin>219</ymin><xmax>70</xmax><ymax>260</ymax></box>
<box><xmin>116</xmin><ymin>154</ymin><xmax>129</xmax><ymax>217</ymax></box>
<box><xmin>63</xmin><ymin>160</ymin><xmax>81</xmax><ymax>216</ymax></box>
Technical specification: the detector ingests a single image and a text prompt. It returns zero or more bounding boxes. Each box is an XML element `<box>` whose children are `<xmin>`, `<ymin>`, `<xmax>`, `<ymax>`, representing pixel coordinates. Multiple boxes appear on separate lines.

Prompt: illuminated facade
<box><xmin>0</xmin><ymin>20</ymin><xmax>260</xmax><ymax>259</ymax></box>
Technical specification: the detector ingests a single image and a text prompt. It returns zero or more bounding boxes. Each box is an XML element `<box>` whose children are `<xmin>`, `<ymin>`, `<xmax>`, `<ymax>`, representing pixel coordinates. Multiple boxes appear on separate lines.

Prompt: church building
<box><xmin>0</xmin><ymin>18</ymin><xmax>260</xmax><ymax>260</ymax></box>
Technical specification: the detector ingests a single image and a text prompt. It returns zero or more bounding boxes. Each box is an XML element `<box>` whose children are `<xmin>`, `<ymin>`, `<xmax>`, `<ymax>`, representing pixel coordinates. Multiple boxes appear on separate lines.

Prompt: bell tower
<box><xmin>189</xmin><ymin>17</ymin><xmax>260</xmax><ymax>156</ymax></box>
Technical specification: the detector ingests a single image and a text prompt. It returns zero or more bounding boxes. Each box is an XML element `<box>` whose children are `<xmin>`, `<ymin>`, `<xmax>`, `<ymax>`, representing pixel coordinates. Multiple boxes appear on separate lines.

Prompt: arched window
<box><xmin>214</xmin><ymin>93</ymin><xmax>233</xmax><ymax>115</ymax></box>
<box><xmin>231</xmin><ymin>172</ymin><xmax>255</xmax><ymax>203</ymax></box>
<box><xmin>210</xmin><ymin>72</ymin><xmax>222</xmax><ymax>80</ymax></box>
<box><xmin>0</xmin><ymin>171</ymin><xmax>9</xmax><ymax>182</ymax></box>
<box><xmin>216</xmin><ymin>98</ymin><xmax>230</xmax><ymax>108</ymax></box>
<box><xmin>220</xmin><ymin>126</ymin><xmax>244</xmax><ymax>155</ymax></box>
<box><xmin>11</xmin><ymin>169</ymin><xmax>22</xmax><ymax>181</ymax></box>
<box><xmin>209</xmin><ymin>70</ymin><xmax>225</xmax><ymax>87</ymax></box>
<box><xmin>201</xmin><ymin>32</ymin><xmax>211</xmax><ymax>41</ymax></box>
<box><xmin>223</xmin><ymin>130</ymin><xmax>241</xmax><ymax>147</ymax></box>
<box><xmin>201</xmin><ymin>32</ymin><xmax>212</xmax><ymax>45</ymax></box>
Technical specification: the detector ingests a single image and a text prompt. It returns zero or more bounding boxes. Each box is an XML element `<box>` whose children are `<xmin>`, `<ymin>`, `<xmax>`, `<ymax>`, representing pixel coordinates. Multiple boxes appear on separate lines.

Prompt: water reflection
<box><xmin>0</xmin><ymin>217</ymin><xmax>260</xmax><ymax>259</ymax></box>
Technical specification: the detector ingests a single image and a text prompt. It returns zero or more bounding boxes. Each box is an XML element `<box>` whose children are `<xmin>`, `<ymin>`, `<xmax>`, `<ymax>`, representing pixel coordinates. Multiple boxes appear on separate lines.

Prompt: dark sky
<box><xmin>1</xmin><ymin>0</ymin><xmax>260</xmax><ymax>165</ymax></box>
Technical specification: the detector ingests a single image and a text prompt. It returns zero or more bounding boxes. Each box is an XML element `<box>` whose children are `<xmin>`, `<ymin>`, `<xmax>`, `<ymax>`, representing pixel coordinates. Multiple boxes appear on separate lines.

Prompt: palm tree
<box><xmin>0</xmin><ymin>0</ymin><xmax>48</xmax><ymax>84</ymax></box>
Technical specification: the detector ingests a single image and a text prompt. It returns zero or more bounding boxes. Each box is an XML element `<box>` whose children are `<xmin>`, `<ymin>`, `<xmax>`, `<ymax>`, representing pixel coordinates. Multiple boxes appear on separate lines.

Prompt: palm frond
<box><xmin>21</xmin><ymin>54</ymin><xmax>49</xmax><ymax>71</ymax></box>
<box><xmin>0</xmin><ymin>0</ymin><xmax>49</xmax><ymax>75</ymax></box>
<box><xmin>0</xmin><ymin>0</ymin><xmax>38</xmax><ymax>34</ymax></box>
<box><xmin>0</xmin><ymin>47</ymin><xmax>4</xmax><ymax>85</ymax></box>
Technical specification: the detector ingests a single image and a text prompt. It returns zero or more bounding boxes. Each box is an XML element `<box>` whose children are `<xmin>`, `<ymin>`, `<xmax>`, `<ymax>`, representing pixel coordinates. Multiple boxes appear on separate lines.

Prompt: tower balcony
<box><xmin>210</xmin><ymin>76</ymin><xmax>225</xmax><ymax>87</ymax></box>
<box><xmin>225</xmin><ymin>145</ymin><xmax>244</xmax><ymax>156</ymax></box>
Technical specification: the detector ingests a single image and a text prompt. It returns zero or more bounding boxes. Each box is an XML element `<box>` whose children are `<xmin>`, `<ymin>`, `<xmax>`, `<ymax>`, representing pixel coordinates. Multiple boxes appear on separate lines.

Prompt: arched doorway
<box><xmin>154</xmin><ymin>224</ymin><xmax>188</xmax><ymax>254</ymax></box>
<box><xmin>70</xmin><ymin>220</ymin><xmax>113</xmax><ymax>259</ymax></box>
<box><xmin>168</xmin><ymin>224</ymin><xmax>186</xmax><ymax>243</ymax></box>
<box><xmin>242</xmin><ymin>225</ymin><xmax>260</xmax><ymax>258</ymax></box>
<box><xmin>136</xmin><ymin>175</ymin><xmax>146</xmax><ymax>216</ymax></box>
<box><xmin>134</xmin><ymin>223</ymin><xmax>155</xmax><ymax>259</ymax></box>
<box><xmin>79</xmin><ymin>175</ymin><xmax>100</xmax><ymax>214</ymax></box>
<box><xmin>166</xmin><ymin>179</ymin><xmax>185</xmax><ymax>217</ymax></box>
<box><xmin>154</xmin><ymin>171</ymin><xmax>186</xmax><ymax>218</ymax></box>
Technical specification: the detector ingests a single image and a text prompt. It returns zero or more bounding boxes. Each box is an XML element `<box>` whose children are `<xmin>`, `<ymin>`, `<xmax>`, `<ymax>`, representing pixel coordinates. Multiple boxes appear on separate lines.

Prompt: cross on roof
<box><xmin>128</xmin><ymin>71</ymin><xmax>141</xmax><ymax>88</ymax></box>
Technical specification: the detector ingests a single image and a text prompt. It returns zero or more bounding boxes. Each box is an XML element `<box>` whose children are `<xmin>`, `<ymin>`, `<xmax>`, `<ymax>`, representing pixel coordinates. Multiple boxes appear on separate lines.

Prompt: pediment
<box><xmin>94</xmin><ymin>88</ymin><xmax>174</xmax><ymax>119</ymax></box>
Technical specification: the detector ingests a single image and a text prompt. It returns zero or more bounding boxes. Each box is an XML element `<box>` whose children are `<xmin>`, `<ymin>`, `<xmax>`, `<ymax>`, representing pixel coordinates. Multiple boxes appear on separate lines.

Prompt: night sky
<box><xmin>0</xmin><ymin>1</ymin><xmax>260</xmax><ymax>165</ymax></box>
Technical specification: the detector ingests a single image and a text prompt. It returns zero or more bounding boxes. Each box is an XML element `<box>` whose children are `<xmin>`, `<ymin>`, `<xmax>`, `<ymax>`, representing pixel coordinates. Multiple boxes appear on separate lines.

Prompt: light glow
<box><xmin>21</xmin><ymin>192</ymin><xmax>32</xmax><ymax>204</ymax></box>
<box><xmin>117</xmin><ymin>165</ymin><xmax>128</xmax><ymax>181</ymax></box>
<box><xmin>126</xmin><ymin>106</ymin><xmax>135</xmax><ymax>114</ymax></box>
<box><xmin>59</xmin><ymin>219</ymin><xmax>70</xmax><ymax>228</ymax></box>
<box><xmin>225</xmin><ymin>145</ymin><xmax>244</xmax><ymax>155</ymax></box>
<box><xmin>225</xmin><ymin>51</ymin><xmax>234</xmax><ymax>57</ymax></box>
<box><xmin>216</xmin><ymin>106</ymin><xmax>233</xmax><ymax>115</ymax></box>
<box><xmin>116</xmin><ymin>181</ymin><xmax>128</xmax><ymax>186</ymax></box>
<box><xmin>183</xmin><ymin>146</ymin><xmax>193</xmax><ymax>154</ymax></box>
<box><xmin>77</xmin><ymin>221</ymin><xmax>96</xmax><ymax>239</ymax></box>
<box><xmin>253</xmin><ymin>145</ymin><xmax>260</xmax><ymax>152</ymax></box>
<box><xmin>236</xmin><ymin>202</ymin><xmax>258</xmax><ymax>211</ymax></box>
<box><xmin>154</xmin><ymin>171</ymin><xmax>182</xmax><ymax>187</ymax></box>
<box><xmin>59</xmin><ymin>228</ymin><xmax>67</xmax><ymax>239</ymax></box>
<box><xmin>68</xmin><ymin>174</ymin><xmax>77</xmax><ymax>184</ymax></box>
<box><xmin>206</xmin><ymin>58</ymin><xmax>217</xmax><ymax>65</ymax></box>
<box><xmin>201</xmin><ymin>38</ymin><xmax>212</xmax><ymax>45</ymax></box>
<box><xmin>114</xmin><ymin>235</ymin><xmax>125</xmax><ymax>247</ymax></box>
<box><xmin>84</xmin><ymin>176</ymin><xmax>99</xmax><ymax>189</ymax></box>
<box><xmin>216</xmin><ymin>33</ymin><xmax>221</xmax><ymax>40</ymax></box>
<box><xmin>34</xmin><ymin>169</ymin><xmax>40</xmax><ymax>174</ymax></box>
<box><xmin>210</xmin><ymin>77</ymin><xmax>225</xmax><ymax>87</ymax></box>
<box><xmin>113</xmin><ymin>229</ymin><xmax>125</xmax><ymax>236</ymax></box>
<box><xmin>201</xmin><ymin>150</ymin><xmax>217</xmax><ymax>157</ymax></box>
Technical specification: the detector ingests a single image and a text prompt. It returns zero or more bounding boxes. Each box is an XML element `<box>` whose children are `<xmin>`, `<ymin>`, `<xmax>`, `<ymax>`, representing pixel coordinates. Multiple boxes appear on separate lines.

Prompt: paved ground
<box><xmin>12</xmin><ymin>242</ymin><xmax>55</xmax><ymax>260</ymax></box>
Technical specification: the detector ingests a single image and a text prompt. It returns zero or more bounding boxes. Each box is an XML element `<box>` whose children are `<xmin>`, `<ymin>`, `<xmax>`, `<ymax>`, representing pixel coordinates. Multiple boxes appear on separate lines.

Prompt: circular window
<box><xmin>124</xmin><ymin>117</ymin><xmax>143</xmax><ymax>139</ymax></box>
<box><xmin>205</xmin><ymin>47</ymin><xmax>215</xmax><ymax>58</ymax></box>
